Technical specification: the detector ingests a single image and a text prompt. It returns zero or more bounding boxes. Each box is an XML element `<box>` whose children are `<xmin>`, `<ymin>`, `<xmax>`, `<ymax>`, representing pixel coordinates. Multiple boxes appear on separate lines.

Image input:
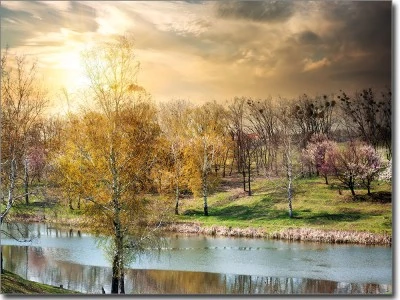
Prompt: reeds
<box><xmin>271</xmin><ymin>228</ymin><xmax>392</xmax><ymax>246</ymax></box>
<box><xmin>164</xmin><ymin>223</ymin><xmax>392</xmax><ymax>246</ymax></box>
<box><xmin>164</xmin><ymin>222</ymin><xmax>265</xmax><ymax>238</ymax></box>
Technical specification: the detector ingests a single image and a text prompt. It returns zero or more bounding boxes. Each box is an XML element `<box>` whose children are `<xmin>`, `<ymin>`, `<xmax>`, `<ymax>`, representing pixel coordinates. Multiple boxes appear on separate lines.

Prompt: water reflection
<box><xmin>1</xmin><ymin>245</ymin><xmax>391</xmax><ymax>294</ymax></box>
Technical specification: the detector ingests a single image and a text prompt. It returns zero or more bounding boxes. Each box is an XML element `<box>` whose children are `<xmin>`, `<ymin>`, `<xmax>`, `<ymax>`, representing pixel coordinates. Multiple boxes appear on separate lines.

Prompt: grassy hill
<box><xmin>175</xmin><ymin>176</ymin><xmax>392</xmax><ymax>235</ymax></box>
<box><xmin>1</xmin><ymin>270</ymin><xmax>79</xmax><ymax>294</ymax></box>
<box><xmin>5</xmin><ymin>175</ymin><xmax>392</xmax><ymax>242</ymax></box>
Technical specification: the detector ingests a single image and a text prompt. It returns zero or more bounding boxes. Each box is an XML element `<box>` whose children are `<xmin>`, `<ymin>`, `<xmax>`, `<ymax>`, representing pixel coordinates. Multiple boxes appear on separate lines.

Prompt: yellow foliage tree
<box><xmin>158</xmin><ymin>100</ymin><xmax>192</xmax><ymax>215</ymax></box>
<box><xmin>56</xmin><ymin>36</ymin><xmax>165</xmax><ymax>294</ymax></box>
<box><xmin>183</xmin><ymin>102</ymin><xmax>230</xmax><ymax>216</ymax></box>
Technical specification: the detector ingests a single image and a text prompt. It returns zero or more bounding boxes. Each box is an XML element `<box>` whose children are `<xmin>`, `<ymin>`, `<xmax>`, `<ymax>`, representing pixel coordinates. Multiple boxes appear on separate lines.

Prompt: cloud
<box><xmin>1</xmin><ymin>1</ymin><xmax>98</xmax><ymax>48</ymax></box>
<box><xmin>297</xmin><ymin>30</ymin><xmax>321</xmax><ymax>45</ymax></box>
<box><xmin>303</xmin><ymin>57</ymin><xmax>331</xmax><ymax>72</ymax></box>
<box><xmin>216</xmin><ymin>1</ymin><xmax>295</xmax><ymax>23</ymax></box>
<box><xmin>0</xmin><ymin>1</ymin><xmax>392</xmax><ymax>103</ymax></box>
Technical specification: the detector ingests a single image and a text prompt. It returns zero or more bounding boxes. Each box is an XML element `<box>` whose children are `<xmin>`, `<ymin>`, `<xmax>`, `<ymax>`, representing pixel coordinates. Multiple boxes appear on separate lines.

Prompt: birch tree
<box><xmin>277</xmin><ymin>103</ymin><xmax>296</xmax><ymax>218</ymax></box>
<box><xmin>158</xmin><ymin>100</ymin><xmax>191</xmax><ymax>215</ymax></box>
<box><xmin>184</xmin><ymin>102</ymin><xmax>227</xmax><ymax>216</ymax></box>
<box><xmin>57</xmin><ymin>36</ymin><xmax>165</xmax><ymax>294</ymax></box>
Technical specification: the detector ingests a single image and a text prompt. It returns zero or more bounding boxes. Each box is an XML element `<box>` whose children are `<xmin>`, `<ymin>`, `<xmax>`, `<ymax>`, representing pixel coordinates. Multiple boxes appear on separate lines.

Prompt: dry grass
<box><xmin>271</xmin><ymin>227</ymin><xmax>391</xmax><ymax>245</ymax></box>
<box><xmin>163</xmin><ymin>222</ymin><xmax>391</xmax><ymax>245</ymax></box>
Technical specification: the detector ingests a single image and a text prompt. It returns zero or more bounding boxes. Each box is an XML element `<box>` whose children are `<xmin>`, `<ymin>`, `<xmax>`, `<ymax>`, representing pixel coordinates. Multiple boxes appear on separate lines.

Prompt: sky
<box><xmin>0</xmin><ymin>0</ymin><xmax>392</xmax><ymax>108</ymax></box>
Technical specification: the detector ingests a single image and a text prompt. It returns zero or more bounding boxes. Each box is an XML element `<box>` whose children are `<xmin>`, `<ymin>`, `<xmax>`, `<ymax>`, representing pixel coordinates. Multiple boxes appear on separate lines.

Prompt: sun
<box><xmin>53</xmin><ymin>29</ymin><xmax>94</xmax><ymax>93</ymax></box>
<box><xmin>57</xmin><ymin>49</ymin><xmax>90</xmax><ymax>92</ymax></box>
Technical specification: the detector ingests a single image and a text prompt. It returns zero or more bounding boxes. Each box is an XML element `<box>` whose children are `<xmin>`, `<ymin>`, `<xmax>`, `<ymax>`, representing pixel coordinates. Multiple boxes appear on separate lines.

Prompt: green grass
<box><xmin>175</xmin><ymin>176</ymin><xmax>392</xmax><ymax>235</ymax></box>
<box><xmin>1</xmin><ymin>270</ymin><xmax>80</xmax><ymax>294</ymax></box>
<box><xmin>6</xmin><ymin>176</ymin><xmax>392</xmax><ymax>236</ymax></box>
<box><xmin>6</xmin><ymin>192</ymin><xmax>85</xmax><ymax>229</ymax></box>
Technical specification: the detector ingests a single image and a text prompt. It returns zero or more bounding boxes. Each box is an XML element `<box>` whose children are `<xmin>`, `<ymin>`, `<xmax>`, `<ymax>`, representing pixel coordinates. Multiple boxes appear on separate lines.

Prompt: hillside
<box><xmin>173</xmin><ymin>176</ymin><xmax>392</xmax><ymax>238</ymax></box>
<box><xmin>1</xmin><ymin>270</ymin><xmax>79</xmax><ymax>294</ymax></box>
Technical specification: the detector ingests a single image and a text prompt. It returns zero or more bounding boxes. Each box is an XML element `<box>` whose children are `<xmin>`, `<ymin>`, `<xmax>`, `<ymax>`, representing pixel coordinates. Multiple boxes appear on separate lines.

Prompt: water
<box><xmin>1</xmin><ymin>223</ymin><xmax>392</xmax><ymax>294</ymax></box>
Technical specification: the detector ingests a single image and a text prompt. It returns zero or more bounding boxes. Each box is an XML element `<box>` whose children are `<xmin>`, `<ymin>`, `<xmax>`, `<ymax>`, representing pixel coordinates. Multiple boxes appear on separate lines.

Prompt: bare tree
<box><xmin>1</xmin><ymin>49</ymin><xmax>48</xmax><ymax>221</ymax></box>
<box><xmin>228</xmin><ymin>97</ymin><xmax>248</xmax><ymax>191</ymax></box>
<box><xmin>246</xmin><ymin>97</ymin><xmax>280</xmax><ymax>176</ymax></box>
<box><xmin>338</xmin><ymin>88</ymin><xmax>391</xmax><ymax>159</ymax></box>
<box><xmin>290</xmin><ymin>94</ymin><xmax>337</xmax><ymax>149</ymax></box>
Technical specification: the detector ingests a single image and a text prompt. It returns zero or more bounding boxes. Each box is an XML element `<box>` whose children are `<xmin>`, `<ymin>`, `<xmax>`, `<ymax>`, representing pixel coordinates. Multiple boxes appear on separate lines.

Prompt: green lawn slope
<box><xmin>175</xmin><ymin>176</ymin><xmax>392</xmax><ymax>235</ymax></box>
<box><xmin>5</xmin><ymin>176</ymin><xmax>392</xmax><ymax>244</ymax></box>
<box><xmin>1</xmin><ymin>270</ymin><xmax>79</xmax><ymax>294</ymax></box>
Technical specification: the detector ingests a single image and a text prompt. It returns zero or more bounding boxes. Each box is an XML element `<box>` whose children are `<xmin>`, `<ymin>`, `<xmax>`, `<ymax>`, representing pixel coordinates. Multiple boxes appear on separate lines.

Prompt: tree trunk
<box><xmin>324</xmin><ymin>174</ymin><xmax>329</xmax><ymax>185</ymax></box>
<box><xmin>110</xmin><ymin>148</ymin><xmax>124</xmax><ymax>294</ymax></box>
<box><xmin>202</xmin><ymin>169</ymin><xmax>209</xmax><ymax>216</ymax></box>
<box><xmin>285</xmin><ymin>135</ymin><xmax>293</xmax><ymax>218</ymax></box>
<box><xmin>1</xmin><ymin>250</ymin><xmax>3</xmax><ymax>274</ymax></box>
<box><xmin>229</xmin><ymin>151</ymin><xmax>235</xmax><ymax>176</ymax></box>
<box><xmin>174</xmin><ymin>184</ymin><xmax>179</xmax><ymax>215</ymax></box>
<box><xmin>222</xmin><ymin>148</ymin><xmax>229</xmax><ymax>178</ymax></box>
<box><xmin>367</xmin><ymin>178</ymin><xmax>371</xmax><ymax>196</ymax></box>
<box><xmin>111</xmin><ymin>252</ymin><xmax>120</xmax><ymax>294</ymax></box>
<box><xmin>247</xmin><ymin>155</ymin><xmax>252</xmax><ymax>196</ymax></box>
<box><xmin>119</xmin><ymin>267</ymin><xmax>125</xmax><ymax>294</ymax></box>
<box><xmin>287</xmin><ymin>152</ymin><xmax>293</xmax><ymax>218</ymax></box>
<box><xmin>1</xmin><ymin>158</ymin><xmax>17</xmax><ymax>224</ymax></box>
<box><xmin>203</xmin><ymin>175</ymin><xmax>209</xmax><ymax>216</ymax></box>
<box><xmin>68</xmin><ymin>187</ymin><xmax>74</xmax><ymax>210</ymax></box>
<box><xmin>255</xmin><ymin>149</ymin><xmax>259</xmax><ymax>176</ymax></box>
<box><xmin>111</xmin><ymin>224</ymin><xmax>125</xmax><ymax>294</ymax></box>
<box><xmin>349</xmin><ymin>175</ymin><xmax>356</xmax><ymax>197</ymax></box>
<box><xmin>24</xmin><ymin>158</ymin><xmax>29</xmax><ymax>204</ymax></box>
<box><xmin>288</xmin><ymin>177</ymin><xmax>293</xmax><ymax>218</ymax></box>
<box><xmin>242</xmin><ymin>169</ymin><xmax>246</xmax><ymax>192</ymax></box>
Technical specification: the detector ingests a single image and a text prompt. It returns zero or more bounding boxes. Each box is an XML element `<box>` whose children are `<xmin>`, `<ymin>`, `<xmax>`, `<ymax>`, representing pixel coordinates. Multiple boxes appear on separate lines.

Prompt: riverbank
<box><xmin>6</xmin><ymin>176</ymin><xmax>392</xmax><ymax>246</ymax></box>
<box><xmin>162</xmin><ymin>222</ymin><xmax>391</xmax><ymax>245</ymax></box>
<box><xmin>1</xmin><ymin>270</ymin><xmax>80</xmax><ymax>294</ymax></box>
<box><xmin>5</xmin><ymin>214</ymin><xmax>392</xmax><ymax>246</ymax></box>
<box><xmin>170</xmin><ymin>176</ymin><xmax>392</xmax><ymax>245</ymax></box>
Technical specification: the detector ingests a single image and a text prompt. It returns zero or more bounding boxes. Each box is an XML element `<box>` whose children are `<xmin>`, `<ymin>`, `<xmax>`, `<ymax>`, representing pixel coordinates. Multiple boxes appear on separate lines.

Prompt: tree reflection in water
<box><xmin>2</xmin><ymin>245</ymin><xmax>391</xmax><ymax>294</ymax></box>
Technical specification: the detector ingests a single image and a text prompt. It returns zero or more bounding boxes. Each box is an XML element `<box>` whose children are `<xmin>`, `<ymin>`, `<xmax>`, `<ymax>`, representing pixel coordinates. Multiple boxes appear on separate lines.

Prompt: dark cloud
<box><xmin>297</xmin><ymin>30</ymin><xmax>321</xmax><ymax>45</ymax></box>
<box><xmin>183</xmin><ymin>0</ymin><xmax>206</xmax><ymax>4</ymax></box>
<box><xmin>318</xmin><ymin>1</ymin><xmax>391</xmax><ymax>90</ymax></box>
<box><xmin>216</xmin><ymin>1</ymin><xmax>295</xmax><ymax>23</ymax></box>
<box><xmin>324</xmin><ymin>1</ymin><xmax>391</xmax><ymax>51</ymax></box>
<box><xmin>329</xmin><ymin>70</ymin><xmax>388</xmax><ymax>82</ymax></box>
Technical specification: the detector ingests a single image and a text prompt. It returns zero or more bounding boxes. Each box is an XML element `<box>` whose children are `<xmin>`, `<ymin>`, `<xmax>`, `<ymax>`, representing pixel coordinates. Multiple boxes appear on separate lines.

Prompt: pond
<box><xmin>1</xmin><ymin>223</ymin><xmax>392</xmax><ymax>294</ymax></box>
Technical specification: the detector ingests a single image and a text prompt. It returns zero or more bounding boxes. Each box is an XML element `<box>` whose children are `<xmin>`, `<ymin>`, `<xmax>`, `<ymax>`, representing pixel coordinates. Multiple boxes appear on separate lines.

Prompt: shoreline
<box><xmin>162</xmin><ymin>222</ymin><xmax>392</xmax><ymax>246</ymax></box>
<box><xmin>5</xmin><ymin>215</ymin><xmax>391</xmax><ymax>246</ymax></box>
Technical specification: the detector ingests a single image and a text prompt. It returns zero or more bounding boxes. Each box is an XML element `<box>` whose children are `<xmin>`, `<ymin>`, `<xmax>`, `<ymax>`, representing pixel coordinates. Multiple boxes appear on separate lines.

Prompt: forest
<box><xmin>1</xmin><ymin>36</ymin><xmax>392</xmax><ymax>294</ymax></box>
